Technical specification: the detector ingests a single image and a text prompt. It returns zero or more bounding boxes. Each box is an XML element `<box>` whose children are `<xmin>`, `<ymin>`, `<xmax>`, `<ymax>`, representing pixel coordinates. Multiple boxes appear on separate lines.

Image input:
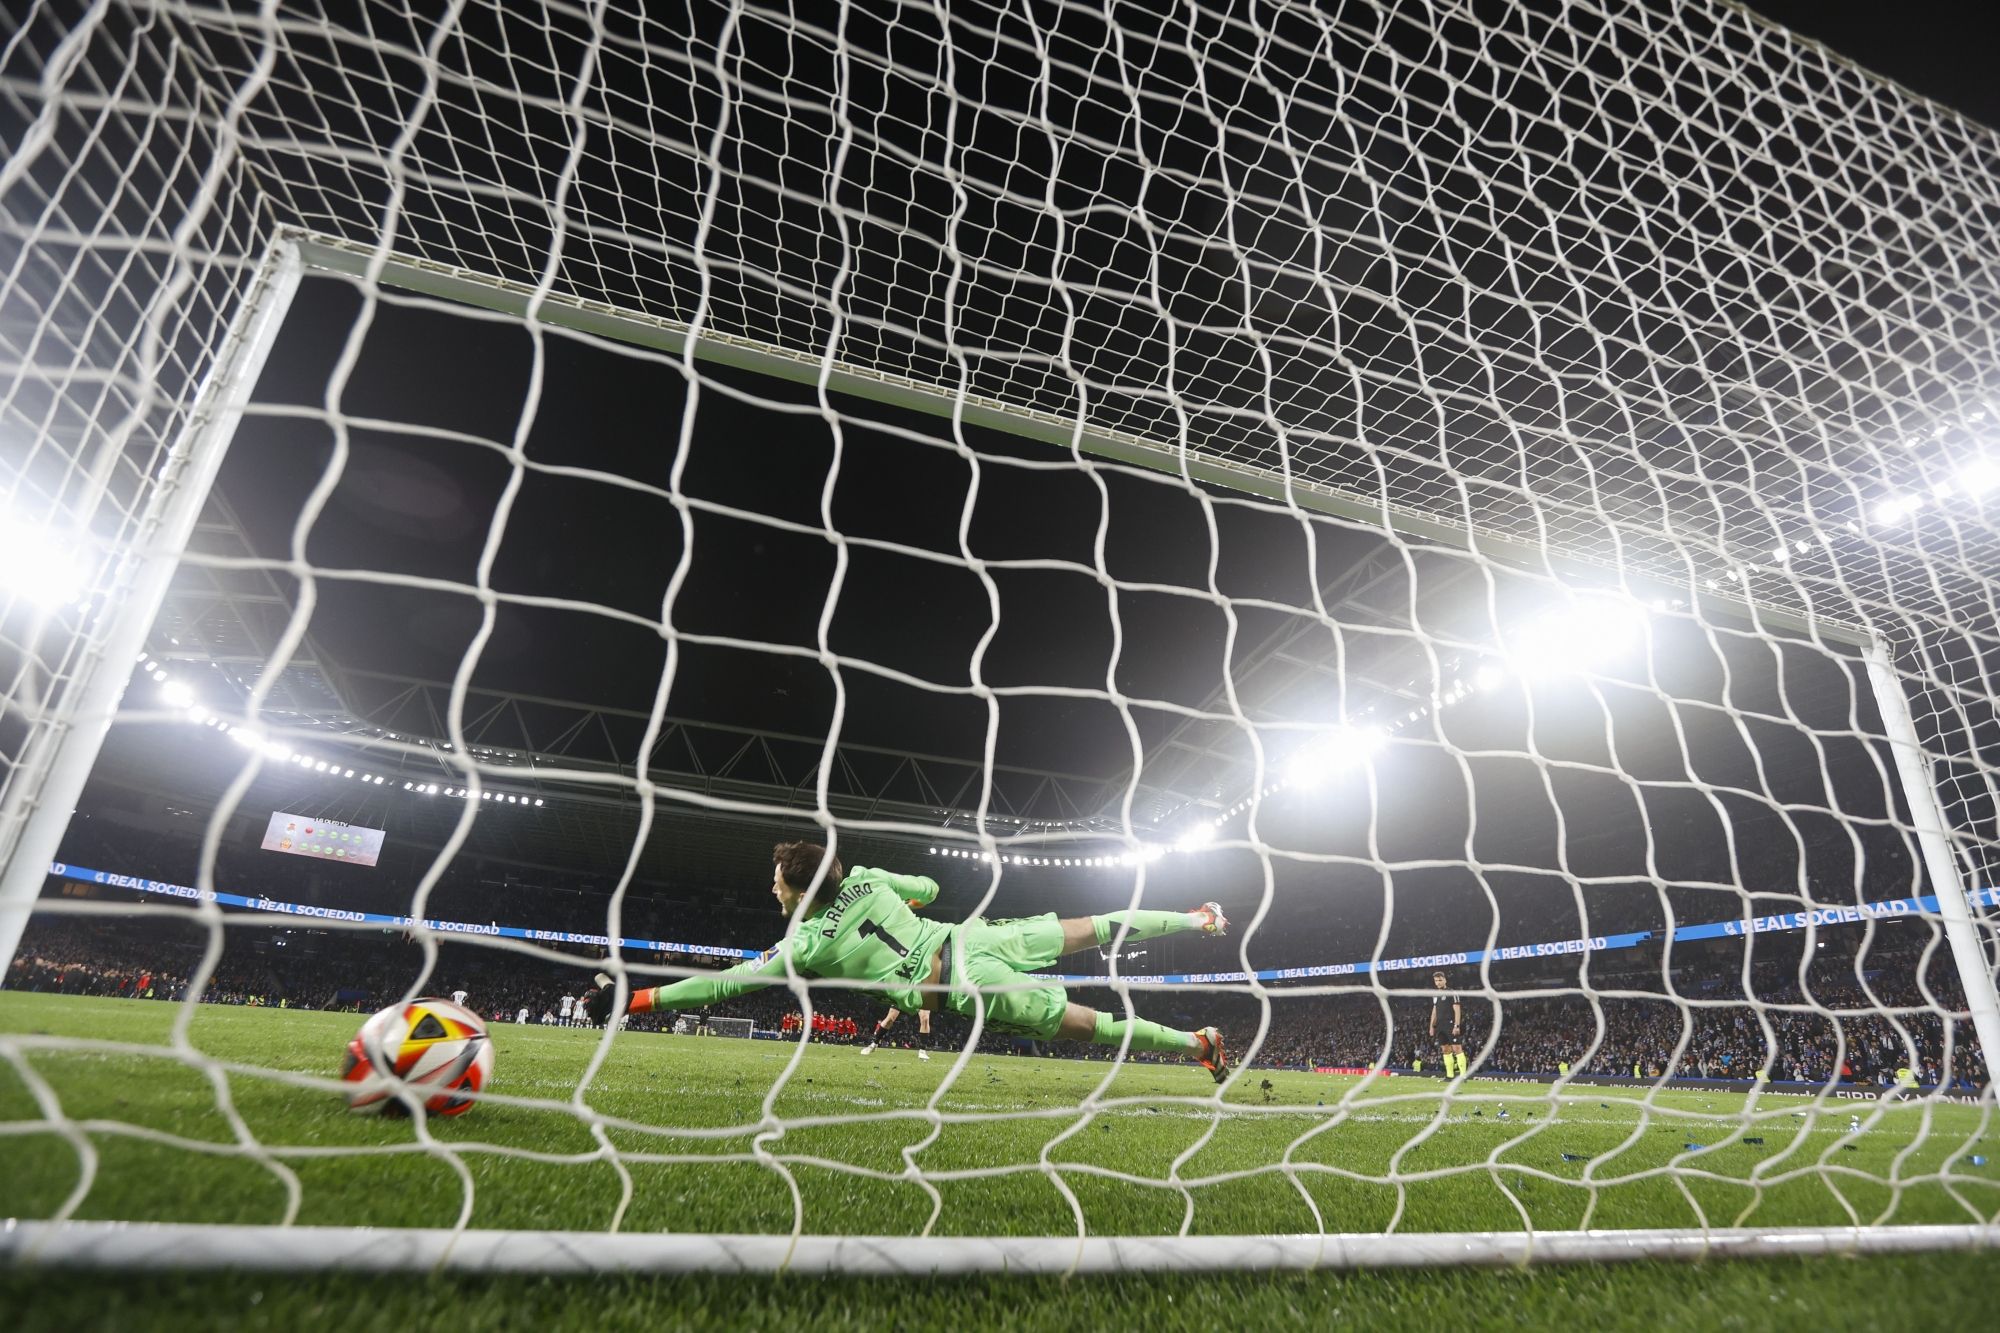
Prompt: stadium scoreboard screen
<box><xmin>259</xmin><ymin>811</ymin><xmax>385</xmax><ymax>867</ymax></box>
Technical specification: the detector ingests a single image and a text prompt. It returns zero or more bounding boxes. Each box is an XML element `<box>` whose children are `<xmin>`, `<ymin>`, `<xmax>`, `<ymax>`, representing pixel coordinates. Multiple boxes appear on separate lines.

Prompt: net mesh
<box><xmin>1</xmin><ymin>0</ymin><xmax>1998</xmax><ymax>1258</ymax></box>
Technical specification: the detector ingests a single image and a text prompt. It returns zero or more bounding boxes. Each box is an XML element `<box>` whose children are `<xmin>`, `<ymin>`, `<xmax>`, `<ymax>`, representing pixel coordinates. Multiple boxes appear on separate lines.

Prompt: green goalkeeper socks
<box><xmin>1091</xmin><ymin>1011</ymin><xmax>1197</xmax><ymax>1055</ymax></box>
<box><xmin>1091</xmin><ymin>909</ymin><xmax>1194</xmax><ymax>947</ymax></box>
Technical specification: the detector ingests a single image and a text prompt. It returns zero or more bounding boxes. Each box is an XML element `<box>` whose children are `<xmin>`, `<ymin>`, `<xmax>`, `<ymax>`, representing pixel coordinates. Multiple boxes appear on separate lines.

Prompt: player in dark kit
<box><xmin>861</xmin><ymin>1005</ymin><xmax>931</xmax><ymax>1059</ymax></box>
<box><xmin>587</xmin><ymin>840</ymin><xmax>1233</xmax><ymax>1080</ymax></box>
<box><xmin>1430</xmin><ymin>970</ymin><xmax>1466</xmax><ymax>1078</ymax></box>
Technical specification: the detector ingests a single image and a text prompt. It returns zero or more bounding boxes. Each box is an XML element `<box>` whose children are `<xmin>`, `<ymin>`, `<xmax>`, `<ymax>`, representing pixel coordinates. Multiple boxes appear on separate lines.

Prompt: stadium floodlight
<box><xmin>1286</xmin><ymin>747</ymin><xmax>1335</xmax><ymax>789</ymax></box>
<box><xmin>1873</xmin><ymin>494</ymin><xmax>1924</xmax><ymax>525</ymax></box>
<box><xmin>1287</xmin><ymin>724</ymin><xmax>1386</xmax><ymax>789</ymax></box>
<box><xmin>0</xmin><ymin>517</ymin><xmax>91</xmax><ymax>611</ymax></box>
<box><xmin>1507</xmin><ymin>596</ymin><xmax>1648</xmax><ymax>679</ymax></box>
<box><xmin>158</xmin><ymin>680</ymin><xmax>194</xmax><ymax>709</ymax></box>
<box><xmin>1959</xmin><ymin>459</ymin><xmax>2000</xmax><ymax>498</ymax></box>
<box><xmin>1174</xmin><ymin>823</ymin><xmax>1217</xmax><ymax>853</ymax></box>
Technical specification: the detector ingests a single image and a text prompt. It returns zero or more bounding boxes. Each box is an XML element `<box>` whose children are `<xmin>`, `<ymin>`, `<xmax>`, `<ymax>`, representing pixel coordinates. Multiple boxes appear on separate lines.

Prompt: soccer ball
<box><xmin>340</xmin><ymin>996</ymin><xmax>493</xmax><ymax>1116</ymax></box>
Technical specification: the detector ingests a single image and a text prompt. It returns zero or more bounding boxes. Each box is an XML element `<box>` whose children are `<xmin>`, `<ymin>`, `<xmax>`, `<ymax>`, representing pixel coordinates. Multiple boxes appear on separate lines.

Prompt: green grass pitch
<box><xmin>2</xmin><ymin>993</ymin><xmax>1995</xmax><ymax>1235</ymax></box>
<box><xmin>2</xmin><ymin>993</ymin><xmax>1997</xmax><ymax>1331</ymax></box>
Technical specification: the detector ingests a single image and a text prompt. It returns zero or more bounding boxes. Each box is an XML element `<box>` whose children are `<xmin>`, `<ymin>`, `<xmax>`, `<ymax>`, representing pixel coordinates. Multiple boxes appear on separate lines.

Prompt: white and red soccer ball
<box><xmin>340</xmin><ymin>997</ymin><xmax>493</xmax><ymax>1116</ymax></box>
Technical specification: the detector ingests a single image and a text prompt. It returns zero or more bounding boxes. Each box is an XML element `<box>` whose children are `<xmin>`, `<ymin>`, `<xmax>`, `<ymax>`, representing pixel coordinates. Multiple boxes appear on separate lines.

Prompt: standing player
<box><xmin>450</xmin><ymin>988</ymin><xmax>469</xmax><ymax>1008</ymax></box>
<box><xmin>1430</xmin><ymin>970</ymin><xmax>1465</xmax><ymax>1078</ymax></box>
<box><xmin>586</xmin><ymin>840</ymin><xmax>1232</xmax><ymax>1080</ymax></box>
<box><xmin>558</xmin><ymin>993</ymin><xmax>575</xmax><ymax>1027</ymax></box>
<box><xmin>861</xmin><ymin>1006</ymin><xmax>932</xmax><ymax>1060</ymax></box>
<box><xmin>516</xmin><ymin>1005</ymin><xmax>530</xmax><ymax>1025</ymax></box>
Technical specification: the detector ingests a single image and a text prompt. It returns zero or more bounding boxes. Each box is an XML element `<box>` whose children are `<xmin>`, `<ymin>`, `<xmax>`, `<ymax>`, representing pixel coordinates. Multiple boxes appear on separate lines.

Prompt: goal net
<box><xmin>1</xmin><ymin>0</ymin><xmax>1997</xmax><ymax>1273</ymax></box>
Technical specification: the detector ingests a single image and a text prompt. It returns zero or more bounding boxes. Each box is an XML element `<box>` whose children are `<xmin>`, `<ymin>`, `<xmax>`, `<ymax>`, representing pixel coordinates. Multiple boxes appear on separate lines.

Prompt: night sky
<box><xmin>1745</xmin><ymin>1</ymin><xmax>1999</xmax><ymax>131</ymax></box>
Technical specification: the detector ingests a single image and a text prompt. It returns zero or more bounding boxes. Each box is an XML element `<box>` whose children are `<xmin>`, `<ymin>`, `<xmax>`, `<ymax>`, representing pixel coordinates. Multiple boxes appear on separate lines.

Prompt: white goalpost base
<box><xmin>4</xmin><ymin>1221</ymin><xmax>1996</xmax><ymax>1275</ymax></box>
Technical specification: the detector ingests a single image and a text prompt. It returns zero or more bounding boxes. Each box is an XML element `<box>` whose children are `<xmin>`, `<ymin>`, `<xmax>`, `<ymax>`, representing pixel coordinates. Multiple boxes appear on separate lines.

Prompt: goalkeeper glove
<box><xmin>583</xmin><ymin>975</ymin><xmax>618</xmax><ymax>1026</ymax></box>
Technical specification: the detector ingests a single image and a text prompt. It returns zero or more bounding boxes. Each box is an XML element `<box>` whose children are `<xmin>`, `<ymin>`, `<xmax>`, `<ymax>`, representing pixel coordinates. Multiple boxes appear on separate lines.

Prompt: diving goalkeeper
<box><xmin>585</xmin><ymin>840</ymin><xmax>1232</xmax><ymax>1081</ymax></box>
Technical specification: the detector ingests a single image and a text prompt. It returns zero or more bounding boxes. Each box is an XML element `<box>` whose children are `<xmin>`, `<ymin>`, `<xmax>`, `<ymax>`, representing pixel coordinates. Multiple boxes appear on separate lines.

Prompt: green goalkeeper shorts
<box><xmin>942</xmin><ymin>913</ymin><xmax>1069</xmax><ymax>1039</ymax></box>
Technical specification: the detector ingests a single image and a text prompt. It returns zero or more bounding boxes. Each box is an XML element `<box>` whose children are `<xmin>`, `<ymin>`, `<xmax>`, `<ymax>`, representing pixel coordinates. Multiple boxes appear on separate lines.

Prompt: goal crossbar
<box><xmin>288</xmin><ymin>233</ymin><xmax>1856</xmax><ymax>648</ymax></box>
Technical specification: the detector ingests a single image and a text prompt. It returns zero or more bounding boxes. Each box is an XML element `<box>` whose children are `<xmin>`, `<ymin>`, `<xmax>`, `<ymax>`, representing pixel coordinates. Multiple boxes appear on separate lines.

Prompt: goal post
<box><xmin>0</xmin><ymin>237</ymin><xmax>304</xmax><ymax>971</ymax></box>
<box><xmin>1861</xmin><ymin>638</ymin><xmax>2000</xmax><ymax>1079</ymax></box>
<box><xmin>3</xmin><ymin>0</ymin><xmax>2000</xmax><ymax>1276</ymax></box>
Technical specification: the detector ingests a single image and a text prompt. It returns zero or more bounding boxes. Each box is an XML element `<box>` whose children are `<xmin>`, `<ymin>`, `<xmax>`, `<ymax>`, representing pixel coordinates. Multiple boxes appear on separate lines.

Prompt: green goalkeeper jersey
<box><xmin>642</xmin><ymin>868</ymin><xmax>948</xmax><ymax>1014</ymax></box>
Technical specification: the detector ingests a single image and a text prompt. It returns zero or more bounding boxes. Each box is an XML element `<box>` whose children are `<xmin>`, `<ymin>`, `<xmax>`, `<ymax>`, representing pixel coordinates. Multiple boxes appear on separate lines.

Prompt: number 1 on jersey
<box><xmin>858</xmin><ymin>919</ymin><xmax>909</xmax><ymax>957</ymax></box>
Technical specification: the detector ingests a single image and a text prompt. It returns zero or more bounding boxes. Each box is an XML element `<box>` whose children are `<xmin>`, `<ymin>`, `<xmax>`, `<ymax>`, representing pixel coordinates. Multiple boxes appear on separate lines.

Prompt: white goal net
<box><xmin>1</xmin><ymin>0</ymin><xmax>1998</xmax><ymax>1273</ymax></box>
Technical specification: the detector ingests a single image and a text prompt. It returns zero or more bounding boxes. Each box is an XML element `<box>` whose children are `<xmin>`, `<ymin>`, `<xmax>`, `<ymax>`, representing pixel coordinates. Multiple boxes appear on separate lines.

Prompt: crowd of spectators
<box><xmin>1208</xmin><ymin>960</ymin><xmax>1989</xmax><ymax>1090</ymax></box>
<box><xmin>10</xmin><ymin>909</ymin><xmax>1988</xmax><ymax>1090</ymax></box>
<box><xmin>9</xmin><ymin>815</ymin><xmax>1990</xmax><ymax>1090</ymax></box>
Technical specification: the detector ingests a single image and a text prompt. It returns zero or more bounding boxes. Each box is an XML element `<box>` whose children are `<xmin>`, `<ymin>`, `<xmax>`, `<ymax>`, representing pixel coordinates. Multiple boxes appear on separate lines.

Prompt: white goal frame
<box><xmin>1</xmin><ymin>232</ymin><xmax>1996</xmax><ymax>1271</ymax></box>
<box><xmin>6</xmin><ymin>0</ymin><xmax>2000</xmax><ymax>1271</ymax></box>
<box><xmin>4</xmin><ymin>1219</ymin><xmax>1995</xmax><ymax>1275</ymax></box>
<box><xmin>0</xmin><ymin>237</ymin><xmax>303</xmax><ymax>970</ymax></box>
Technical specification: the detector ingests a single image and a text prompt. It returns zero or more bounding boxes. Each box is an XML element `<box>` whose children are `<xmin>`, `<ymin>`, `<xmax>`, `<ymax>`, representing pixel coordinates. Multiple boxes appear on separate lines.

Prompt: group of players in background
<box><xmin>494</xmin><ymin>993</ymin><xmax>601</xmax><ymax>1027</ymax></box>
